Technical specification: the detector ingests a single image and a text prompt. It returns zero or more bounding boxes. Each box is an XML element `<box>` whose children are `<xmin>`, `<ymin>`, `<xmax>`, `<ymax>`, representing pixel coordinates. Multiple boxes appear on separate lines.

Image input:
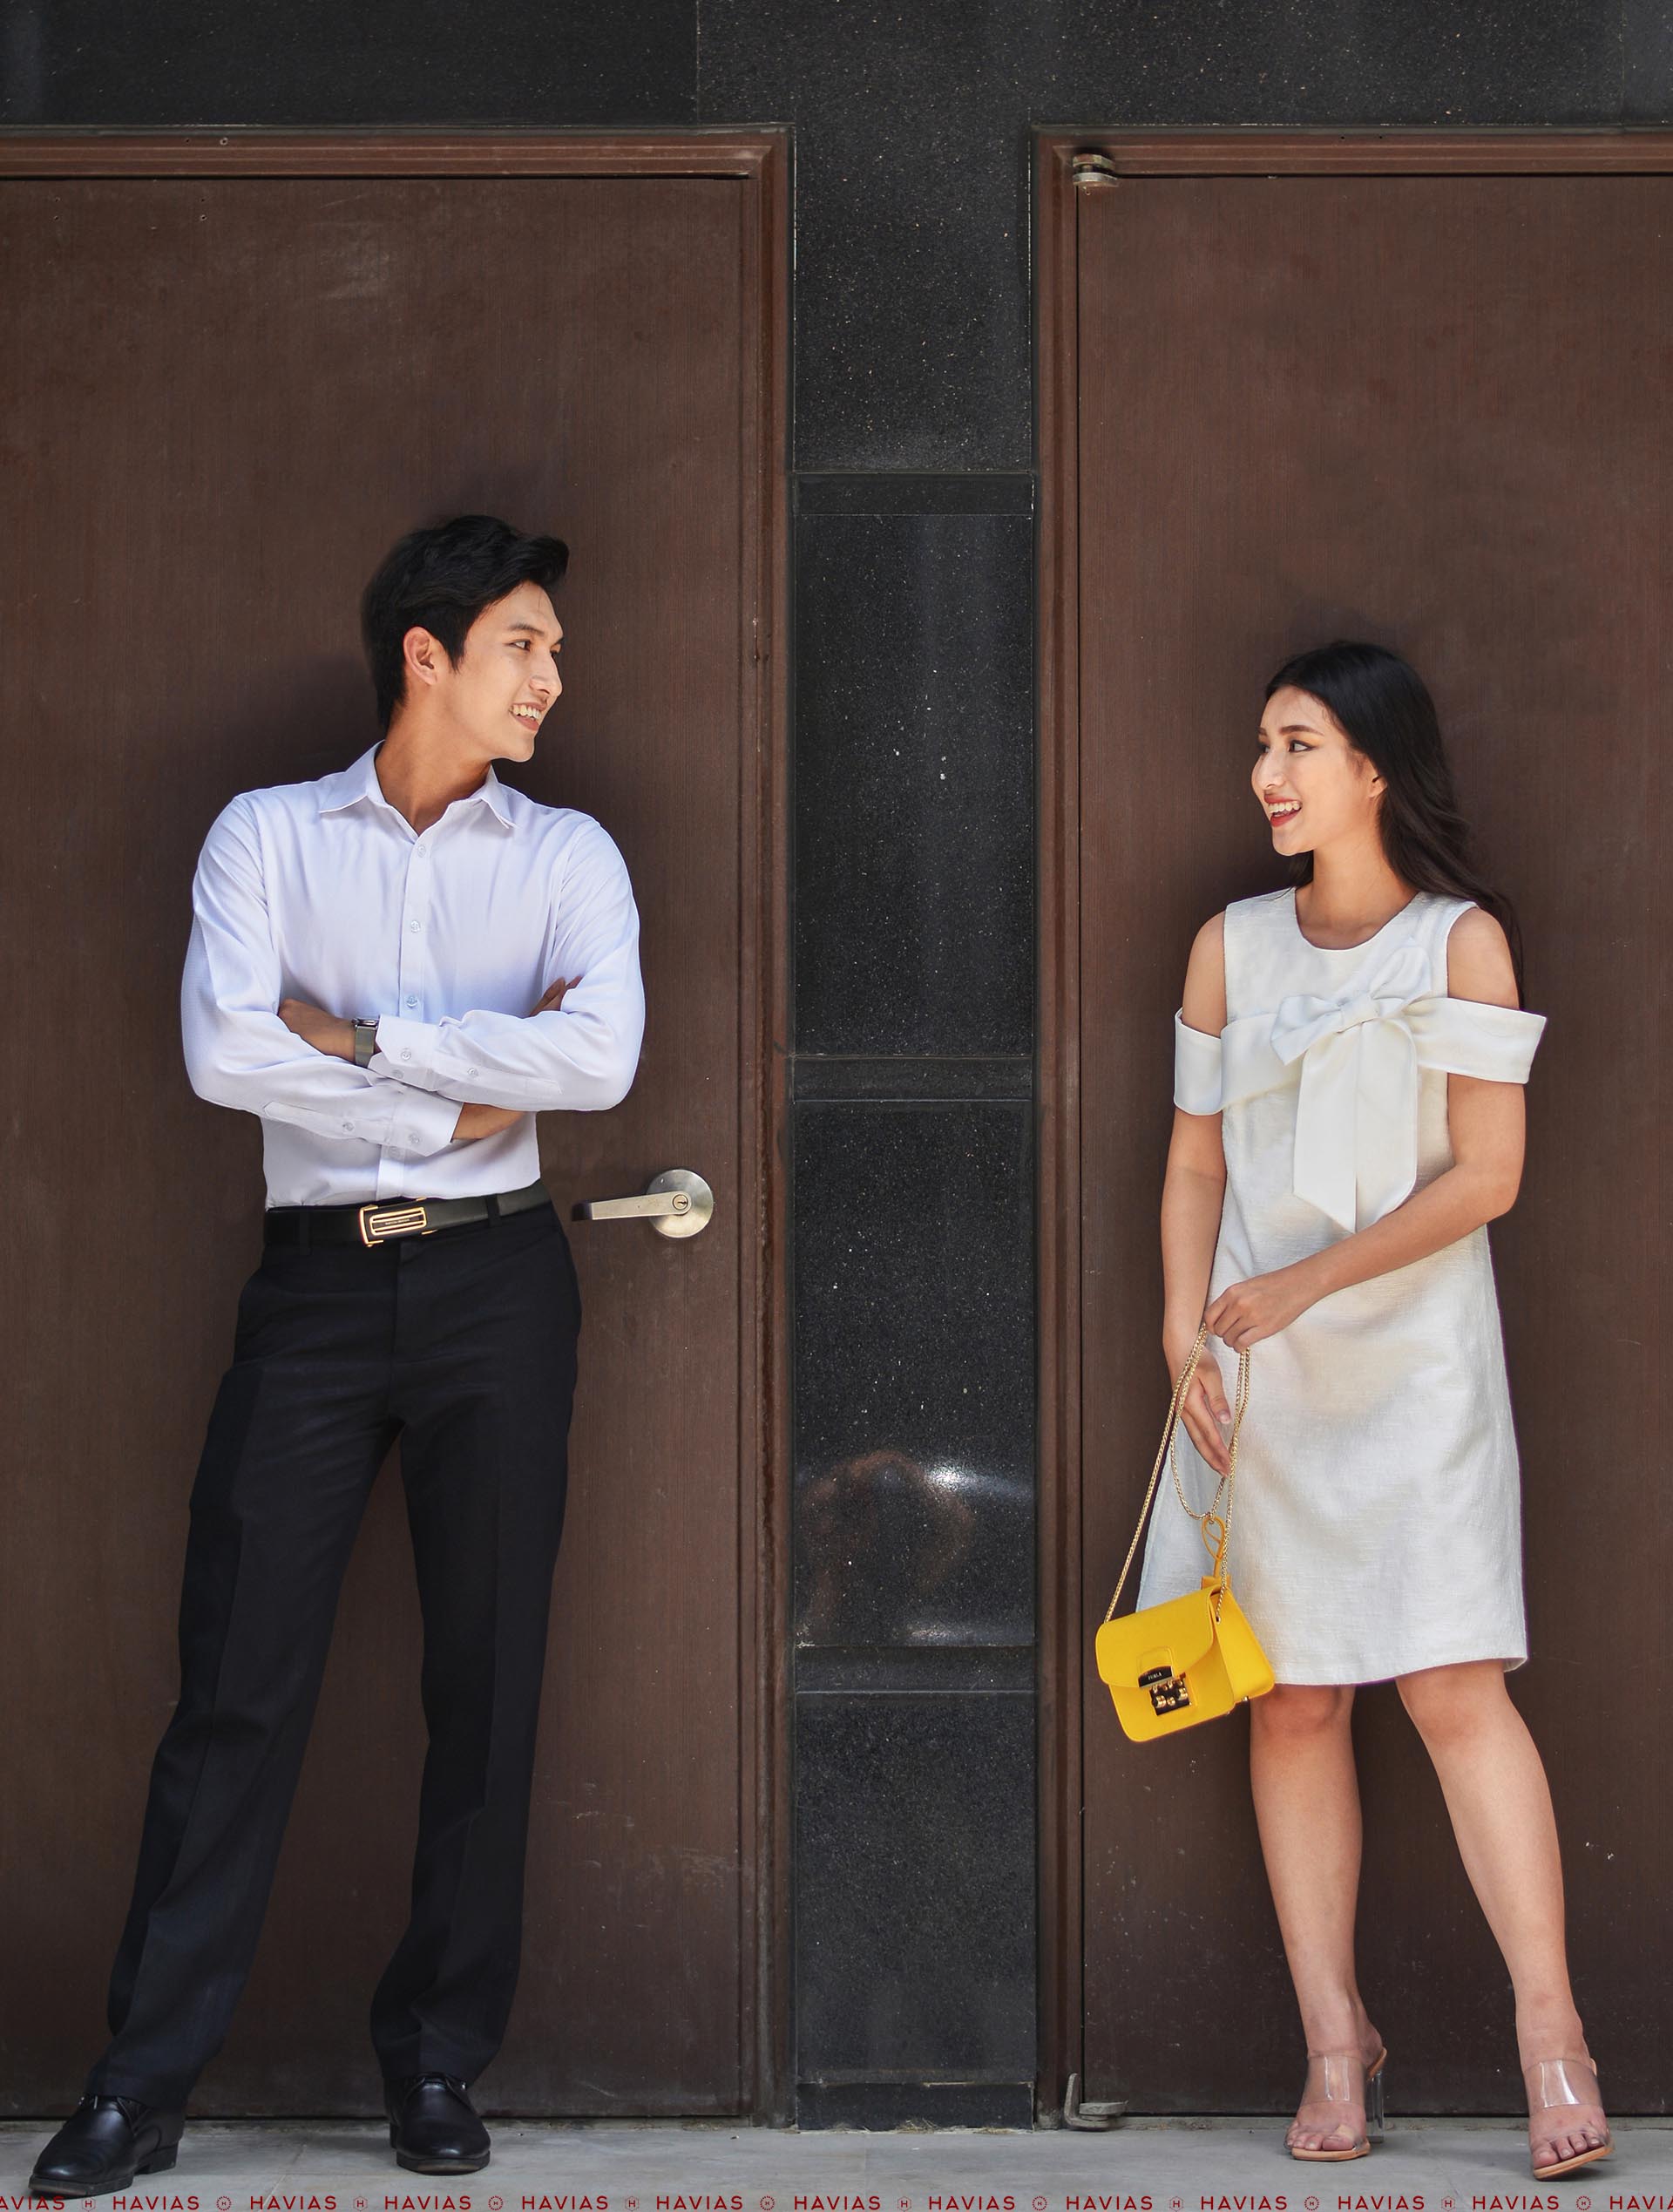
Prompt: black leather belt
<box><xmin>264</xmin><ymin>1177</ymin><xmax>552</xmax><ymax>1250</ymax></box>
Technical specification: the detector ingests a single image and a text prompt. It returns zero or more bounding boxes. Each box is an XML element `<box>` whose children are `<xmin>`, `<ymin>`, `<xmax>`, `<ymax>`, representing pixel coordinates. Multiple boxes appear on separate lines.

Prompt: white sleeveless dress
<box><xmin>1133</xmin><ymin>885</ymin><xmax>1548</xmax><ymax>1685</ymax></box>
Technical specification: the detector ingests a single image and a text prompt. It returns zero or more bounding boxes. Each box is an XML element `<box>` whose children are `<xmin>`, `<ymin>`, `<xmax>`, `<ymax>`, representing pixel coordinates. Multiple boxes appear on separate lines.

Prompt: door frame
<box><xmin>1032</xmin><ymin>122</ymin><xmax>1673</xmax><ymax>2116</ymax></box>
<box><xmin>0</xmin><ymin>126</ymin><xmax>793</xmax><ymax>2124</ymax></box>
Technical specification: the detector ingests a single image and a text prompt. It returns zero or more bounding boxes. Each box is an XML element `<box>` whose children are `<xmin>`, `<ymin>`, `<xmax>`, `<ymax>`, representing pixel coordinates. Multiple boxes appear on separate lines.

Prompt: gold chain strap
<box><xmin>1102</xmin><ymin>1317</ymin><xmax>1253</xmax><ymax>1626</ymax></box>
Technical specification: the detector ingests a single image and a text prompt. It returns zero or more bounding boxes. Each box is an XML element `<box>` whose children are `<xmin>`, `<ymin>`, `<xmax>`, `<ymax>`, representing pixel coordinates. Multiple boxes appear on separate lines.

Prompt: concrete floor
<box><xmin>4</xmin><ymin>2117</ymin><xmax>1670</xmax><ymax>2203</ymax></box>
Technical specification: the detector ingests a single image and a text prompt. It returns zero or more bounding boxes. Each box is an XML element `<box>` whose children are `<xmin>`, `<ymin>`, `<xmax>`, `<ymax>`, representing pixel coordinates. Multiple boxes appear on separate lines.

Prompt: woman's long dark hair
<box><xmin>1263</xmin><ymin>639</ymin><xmax>1528</xmax><ymax>1007</ymax></box>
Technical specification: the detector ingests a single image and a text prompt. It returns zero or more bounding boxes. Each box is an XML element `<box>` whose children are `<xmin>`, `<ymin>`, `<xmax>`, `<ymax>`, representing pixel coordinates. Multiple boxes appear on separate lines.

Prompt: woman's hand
<box><xmin>1205</xmin><ymin>1263</ymin><xmax>1317</xmax><ymax>1353</ymax></box>
<box><xmin>1165</xmin><ymin>1331</ymin><xmax>1236</xmax><ymax>1477</ymax></box>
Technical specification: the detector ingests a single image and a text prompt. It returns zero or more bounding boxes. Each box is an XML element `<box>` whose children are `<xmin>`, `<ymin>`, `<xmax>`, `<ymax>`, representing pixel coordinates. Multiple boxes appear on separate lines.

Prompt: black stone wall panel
<box><xmin>793</xmin><ymin>1691</ymin><xmax>1035</xmax><ymax>2085</ymax></box>
<box><xmin>1624</xmin><ymin>0</ymin><xmax>1673</xmax><ymax>117</ymax></box>
<box><xmin>1</xmin><ymin>0</ymin><xmax>697</xmax><ymax>125</ymax></box>
<box><xmin>795</xmin><ymin>499</ymin><xmax>1033</xmax><ymax>1058</ymax></box>
<box><xmin>794</xmin><ymin>1101</ymin><xmax>1035</xmax><ymax>1651</ymax></box>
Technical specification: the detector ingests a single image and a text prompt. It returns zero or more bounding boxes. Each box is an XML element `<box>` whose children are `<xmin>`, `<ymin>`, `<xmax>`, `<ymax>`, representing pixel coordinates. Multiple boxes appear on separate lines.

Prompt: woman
<box><xmin>1135</xmin><ymin>641</ymin><xmax>1611</xmax><ymax>2179</ymax></box>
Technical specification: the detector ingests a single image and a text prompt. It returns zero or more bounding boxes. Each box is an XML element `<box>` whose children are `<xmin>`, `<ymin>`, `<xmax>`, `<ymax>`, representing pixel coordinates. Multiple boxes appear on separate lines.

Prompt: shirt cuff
<box><xmin>369</xmin><ymin>1014</ymin><xmax>446</xmax><ymax>1089</ymax></box>
<box><xmin>376</xmin><ymin>1081</ymin><xmax>463</xmax><ymax>1156</ymax></box>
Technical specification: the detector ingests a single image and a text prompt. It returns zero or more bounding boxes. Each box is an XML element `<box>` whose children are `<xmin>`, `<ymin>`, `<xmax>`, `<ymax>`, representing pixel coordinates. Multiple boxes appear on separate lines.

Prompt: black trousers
<box><xmin>87</xmin><ymin>1199</ymin><xmax>581</xmax><ymax>2108</ymax></box>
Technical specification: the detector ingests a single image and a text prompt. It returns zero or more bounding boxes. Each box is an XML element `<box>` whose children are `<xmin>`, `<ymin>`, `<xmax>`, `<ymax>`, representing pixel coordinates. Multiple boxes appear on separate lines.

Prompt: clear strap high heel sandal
<box><xmin>1523</xmin><ymin>2055</ymin><xmax>1613</xmax><ymax>2180</ymax></box>
<box><xmin>1286</xmin><ymin>2044</ymin><xmax>1387</xmax><ymax>2161</ymax></box>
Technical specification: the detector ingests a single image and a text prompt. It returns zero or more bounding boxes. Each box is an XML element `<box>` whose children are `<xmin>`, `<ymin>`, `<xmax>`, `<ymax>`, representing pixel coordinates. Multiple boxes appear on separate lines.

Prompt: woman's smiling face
<box><xmin>1252</xmin><ymin>683</ymin><xmax>1385</xmax><ymax>851</ymax></box>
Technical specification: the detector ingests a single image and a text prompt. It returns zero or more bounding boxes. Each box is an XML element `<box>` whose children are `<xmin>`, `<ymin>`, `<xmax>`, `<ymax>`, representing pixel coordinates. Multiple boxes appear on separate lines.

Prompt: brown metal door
<box><xmin>0</xmin><ymin>146</ymin><xmax>785</xmax><ymax>2117</ymax></box>
<box><xmin>1043</xmin><ymin>145</ymin><xmax>1668</xmax><ymax>2114</ymax></box>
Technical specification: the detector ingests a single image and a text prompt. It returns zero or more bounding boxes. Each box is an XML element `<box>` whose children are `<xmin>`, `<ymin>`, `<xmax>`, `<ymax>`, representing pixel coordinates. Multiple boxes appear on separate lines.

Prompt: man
<box><xmin>28</xmin><ymin>514</ymin><xmax>644</xmax><ymax>2195</ymax></box>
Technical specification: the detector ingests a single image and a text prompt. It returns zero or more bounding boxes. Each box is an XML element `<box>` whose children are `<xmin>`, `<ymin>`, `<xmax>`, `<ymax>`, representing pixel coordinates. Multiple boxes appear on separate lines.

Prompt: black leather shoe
<box><xmin>27</xmin><ymin>2095</ymin><xmax>185</xmax><ymax>2199</ymax></box>
<box><xmin>384</xmin><ymin>2074</ymin><xmax>491</xmax><ymax>2175</ymax></box>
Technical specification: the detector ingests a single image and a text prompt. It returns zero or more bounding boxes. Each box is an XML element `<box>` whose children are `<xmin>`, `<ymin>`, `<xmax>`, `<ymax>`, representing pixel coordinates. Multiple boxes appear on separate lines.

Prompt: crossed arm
<box><xmin>277</xmin><ymin>978</ymin><xmax>574</xmax><ymax>1143</ymax></box>
<box><xmin>1163</xmin><ymin>904</ymin><xmax>1532</xmax><ymax>1476</ymax></box>
<box><xmin>181</xmin><ymin>797</ymin><xmax>645</xmax><ymax>1152</ymax></box>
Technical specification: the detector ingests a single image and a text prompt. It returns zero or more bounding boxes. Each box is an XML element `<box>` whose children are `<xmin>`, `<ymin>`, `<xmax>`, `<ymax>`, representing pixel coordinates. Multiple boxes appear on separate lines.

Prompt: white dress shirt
<box><xmin>180</xmin><ymin>740</ymin><xmax>645</xmax><ymax>1208</ymax></box>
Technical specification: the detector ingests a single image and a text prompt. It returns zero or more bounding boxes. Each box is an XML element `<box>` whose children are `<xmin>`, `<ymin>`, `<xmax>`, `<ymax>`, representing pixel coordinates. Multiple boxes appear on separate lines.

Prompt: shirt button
<box><xmin>408</xmin><ymin>920</ymin><xmax>422</xmax><ymax>933</ymax></box>
<box><xmin>407</xmin><ymin>1130</ymin><xmax>420</xmax><ymax>1143</ymax></box>
<box><xmin>468</xmin><ymin>1066</ymin><xmax>480</xmax><ymax>1077</ymax></box>
<box><xmin>405</xmin><ymin>996</ymin><xmax>418</xmax><ymax>1008</ymax></box>
<box><xmin>342</xmin><ymin>1121</ymin><xmax>353</xmax><ymax>1132</ymax></box>
<box><xmin>401</xmin><ymin>1048</ymin><xmax>414</xmax><ymax>1062</ymax></box>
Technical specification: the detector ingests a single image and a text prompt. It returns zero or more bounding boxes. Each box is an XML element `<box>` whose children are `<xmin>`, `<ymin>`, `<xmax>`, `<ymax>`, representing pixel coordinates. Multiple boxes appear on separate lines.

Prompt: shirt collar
<box><xmin>317</xmin><ymin>742</ymin><xmax>515</xmax><ymax>831</ymax></box>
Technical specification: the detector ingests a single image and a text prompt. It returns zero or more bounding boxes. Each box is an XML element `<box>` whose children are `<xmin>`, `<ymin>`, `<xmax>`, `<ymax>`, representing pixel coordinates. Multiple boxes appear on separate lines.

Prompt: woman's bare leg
<box><xmin>1396</xmin><ymin>1661</ymin><xmax>1609</xmax><ymax>2170</ymax></box>
<box><xmin>1249</xmin><ymin>1682</ymin><xmax>1384</xmax><ymax>2152</ymax></box>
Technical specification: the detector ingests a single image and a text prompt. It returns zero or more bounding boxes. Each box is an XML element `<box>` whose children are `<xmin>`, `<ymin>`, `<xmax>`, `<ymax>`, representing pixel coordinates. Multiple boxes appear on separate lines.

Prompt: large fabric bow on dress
<box><xmin>1269</xmin><ymin>940</ymin><xmax>1437</xmax><ymax>1232</ymax></box>
<box><xmin>1174</xmin><ymin>937</ymin><xmax>1548</xmax><ymax>1233</ymax></box>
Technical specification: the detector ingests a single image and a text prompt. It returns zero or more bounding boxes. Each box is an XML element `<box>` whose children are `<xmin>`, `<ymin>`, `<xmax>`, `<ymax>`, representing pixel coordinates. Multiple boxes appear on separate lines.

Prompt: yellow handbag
<box><xmin>1094</xmin><ymin>1318</ymin><xmax>1275</xmax><ymax>1741</ymax></box>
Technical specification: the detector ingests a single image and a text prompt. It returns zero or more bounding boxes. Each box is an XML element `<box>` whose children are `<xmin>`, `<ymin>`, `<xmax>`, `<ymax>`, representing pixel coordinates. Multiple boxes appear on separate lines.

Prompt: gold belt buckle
<box><xmin>357</xmin><ymin>1201</ymin><xmax>433</xmax><ymax>1247</ymax></box>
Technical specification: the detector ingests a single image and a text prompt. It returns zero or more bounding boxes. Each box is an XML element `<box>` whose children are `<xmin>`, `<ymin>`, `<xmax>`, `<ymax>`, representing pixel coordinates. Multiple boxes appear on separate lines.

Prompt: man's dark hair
<box><xmin>360</xmin><ymin>513</ymin><xmax>570</xmax><ymax>731</ymax></box>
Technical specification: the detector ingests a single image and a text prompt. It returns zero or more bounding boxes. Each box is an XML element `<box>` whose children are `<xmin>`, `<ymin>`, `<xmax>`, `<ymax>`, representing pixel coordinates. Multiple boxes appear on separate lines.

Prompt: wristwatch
<box><xmin>351</xmin><ymin>1016</ymin><xmax>381</xmax><ymax>1069</ymax></box>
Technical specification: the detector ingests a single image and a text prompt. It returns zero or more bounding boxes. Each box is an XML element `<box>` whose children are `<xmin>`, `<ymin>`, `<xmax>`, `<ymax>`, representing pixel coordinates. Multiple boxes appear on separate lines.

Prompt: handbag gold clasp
<box><xmin>1140</xmin><ymin>1663</ymin><xmax>1192</xmax><ymax>1717</ymax></box>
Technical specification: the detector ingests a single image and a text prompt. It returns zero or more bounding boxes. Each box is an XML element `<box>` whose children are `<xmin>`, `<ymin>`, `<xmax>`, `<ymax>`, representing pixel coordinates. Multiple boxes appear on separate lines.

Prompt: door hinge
<box><xmin>1071</xmin><ymin>153</ymin><xmax>1121</xmax><ymax>190</ymax></box>
<box><xmin>1063</xmin><ymin>2070</ymin><xmax>1129</xmax><ymax>2129</ymax></box>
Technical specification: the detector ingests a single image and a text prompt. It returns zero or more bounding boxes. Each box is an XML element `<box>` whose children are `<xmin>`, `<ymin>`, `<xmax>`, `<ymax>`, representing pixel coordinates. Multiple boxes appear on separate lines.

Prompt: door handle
<box><xmin>572</xmin><ymin>1168</ymin><xmax>714</xmax><ymax>1240</ymax></box>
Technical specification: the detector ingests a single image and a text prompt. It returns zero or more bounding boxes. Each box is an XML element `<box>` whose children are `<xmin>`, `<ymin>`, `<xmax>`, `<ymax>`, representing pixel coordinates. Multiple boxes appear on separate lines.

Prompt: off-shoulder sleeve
<box><xmin>1407</xmin><ymin>995</ymin><xmax>1548</xmax><ymax>1083</ymax></box>
<box><xmin>1173</xmin><ymin>1008</ymin><xmax>1225</xmax><ymax>1114</ymax></box>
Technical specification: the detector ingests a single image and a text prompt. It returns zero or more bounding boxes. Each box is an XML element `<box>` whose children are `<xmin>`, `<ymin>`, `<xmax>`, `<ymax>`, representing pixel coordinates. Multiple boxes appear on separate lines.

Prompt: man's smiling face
<box><xmin>423</xmin><ymin>576</ymin><xmax>564</xmax><ymax>763</ymax></box>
